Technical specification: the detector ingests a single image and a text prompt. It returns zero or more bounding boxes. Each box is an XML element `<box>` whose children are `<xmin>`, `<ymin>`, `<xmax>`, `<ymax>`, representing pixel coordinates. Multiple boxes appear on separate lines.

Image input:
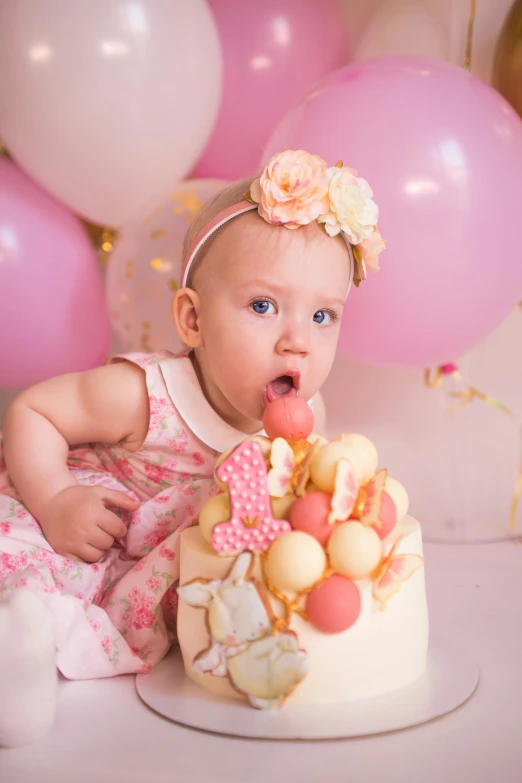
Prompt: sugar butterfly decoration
<box><xmin>372</xmin><ymin>538</ymin><xmax>423</xmax><ymax>610</ymax></box>
<box><xmin>267</xmin><ymin>438</ymin><xmax>317</xmax><ymax>498</ymax></box>
<box><xmin>329</xmin><ymin>462</ymin><xmax>388</xmax><ymax>527</ymax></box>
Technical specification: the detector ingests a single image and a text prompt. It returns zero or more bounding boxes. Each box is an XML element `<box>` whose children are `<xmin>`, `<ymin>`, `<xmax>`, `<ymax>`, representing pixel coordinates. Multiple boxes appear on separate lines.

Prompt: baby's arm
<box><xmin>2</xmin><ymin>362</ymin><xmax>149</xmax><ymax>559</ymax></box>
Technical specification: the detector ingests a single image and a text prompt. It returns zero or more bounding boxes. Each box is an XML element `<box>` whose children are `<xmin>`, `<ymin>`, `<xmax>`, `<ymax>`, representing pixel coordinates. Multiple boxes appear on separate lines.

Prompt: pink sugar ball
<box><xmin>306</xmin><ymin>574</ymin><xmax>362</xmax><ymax>634</ymax></box>
<box><xmin>372</xmin><ymin>491</ymin><xmax>398</xmax><ymax>540</ymax></box>
<box><xmin>289</xmin><ymin>491</ymin><xmax>337</xmax><ymax>546</ymax></box>
<box><xmin>263</xmin><ymin>397</ymin><xmax>314</xmax><ymax>440</ymax></box>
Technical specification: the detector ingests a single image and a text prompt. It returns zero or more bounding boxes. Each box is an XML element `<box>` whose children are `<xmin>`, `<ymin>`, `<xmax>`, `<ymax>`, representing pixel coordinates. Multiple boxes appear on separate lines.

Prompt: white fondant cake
<box><xmin>176</xmin><ymin>419</ymin><xmax>429</xmax><ymax>711</ymax></box>
<box><xmin>178</xmin><ymin>518</ymin><xmax>428</xmax><ymax>705</ymax></box>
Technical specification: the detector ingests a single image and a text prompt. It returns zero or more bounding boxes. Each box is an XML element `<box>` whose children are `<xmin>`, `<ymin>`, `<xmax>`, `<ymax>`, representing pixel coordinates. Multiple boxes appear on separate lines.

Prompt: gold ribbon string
<box><xmin>260</xmin><ymin>552</ymin><xmax>333</xmax><ymax>631</ymax></box>
<box><xmin>464</xmin><ymin>0</ymin><xmax>477</xmax><ymax>71</ymax></box>
<box><xmin>425</xmin><ymin>363</ymin><xmax>522</xmax><ymax>533</ymax></box>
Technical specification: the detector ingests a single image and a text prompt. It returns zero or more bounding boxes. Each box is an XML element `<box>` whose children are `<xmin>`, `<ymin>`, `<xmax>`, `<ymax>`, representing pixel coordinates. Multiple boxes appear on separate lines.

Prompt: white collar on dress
<box><xmin>159</xmin><ymin>355</ymin><xmax>313</xmax><ymax>454</ymax></box>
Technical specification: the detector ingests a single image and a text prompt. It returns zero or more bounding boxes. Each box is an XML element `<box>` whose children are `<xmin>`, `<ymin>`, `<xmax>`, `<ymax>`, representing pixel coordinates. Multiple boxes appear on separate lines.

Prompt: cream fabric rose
<box><xmin>357</xmin><ymin>229</ymin><xmax>385</xmax><ymax>274</ymax></box>
<box><xmin>250</xmin><ymin>150</ymin><xmax>330</xmax><ymax>229</ymax></box>
<box><xmin>318</xmin><ymin>166</ymin><xmax>379</xmax><ymax>244</ymax></box>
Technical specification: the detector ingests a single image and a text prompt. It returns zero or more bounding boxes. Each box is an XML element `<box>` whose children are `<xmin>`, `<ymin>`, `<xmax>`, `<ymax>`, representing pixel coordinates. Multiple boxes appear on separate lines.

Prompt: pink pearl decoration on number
<box><xmin>212</xmin><ymin>440</ymin><xmax>291</xmax><ymax>555</ymax></box>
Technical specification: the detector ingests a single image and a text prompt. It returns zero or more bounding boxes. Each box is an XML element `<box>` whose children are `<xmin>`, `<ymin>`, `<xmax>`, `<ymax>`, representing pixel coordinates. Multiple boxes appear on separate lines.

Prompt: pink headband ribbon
<box><xmin>180</xmin><ymin>201</ymin><xmax>355</xmax><ymax>291</ymax></box>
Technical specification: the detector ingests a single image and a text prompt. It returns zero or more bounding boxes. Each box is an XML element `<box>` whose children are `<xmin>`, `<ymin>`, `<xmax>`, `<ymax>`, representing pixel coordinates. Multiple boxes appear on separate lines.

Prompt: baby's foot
<box><xmin>0</xmin><ymin>590</ymin><xmax>57</xmax><ymax>747</ymax></box>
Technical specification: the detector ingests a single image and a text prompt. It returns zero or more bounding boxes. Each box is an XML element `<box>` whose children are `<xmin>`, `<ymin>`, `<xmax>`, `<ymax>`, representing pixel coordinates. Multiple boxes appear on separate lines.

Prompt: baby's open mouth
<box><xmin>263</xmin><ymin>372</ymin><xmax>300</xmax><ymax>408</ymax></box>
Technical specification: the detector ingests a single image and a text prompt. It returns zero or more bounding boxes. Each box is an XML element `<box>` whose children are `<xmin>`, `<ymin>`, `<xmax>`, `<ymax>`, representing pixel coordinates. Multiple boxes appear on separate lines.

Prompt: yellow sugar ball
<box><xmin>271</xmin><ymin>492</ymin><xmax>297</xmax><ymax>520</ymax></box>
<box><xmin>327</xmin><ymin>521</ymin><xmax>382</xmax><ymax>580</ymax></box>
<box><xmin>385</xmin><ymin>477</ymin><xmax>409</xmax><ymax>521</ymax></box>
<box><xmin>199</xmin><ymin>493</ymin><xmax>231</xmax><ymax>545</ymax></box>
<box><xmin>265</xmin><ymin>531</ymin><xmax>326</xmax><ymax>594</ymax></box>
<box><xmin>308</xmin><ymin>433</ymin><xmax>328</xmax><ymax>449</ymax></box>
<box><xmin>310</xmin><ymin>441</ymin><xmax>360</xmax><ymax>492</ymax></box>
<box><xmin>333</xmin><ymin>434</ymin><xmax>379</xmax><ymax>483</ymax></box>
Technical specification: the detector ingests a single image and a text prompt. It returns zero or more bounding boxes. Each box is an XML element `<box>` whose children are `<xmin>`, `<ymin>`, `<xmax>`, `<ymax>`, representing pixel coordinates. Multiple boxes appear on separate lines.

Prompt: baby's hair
<box><xmin>182</xmin><ymin>175</ymin><xmax>256</xmax><ymax>287</ymax></box>
<box><xmin>181</xmin><ymin>172</ymin><xmax>351</xmax><ymax>289</ymax></box>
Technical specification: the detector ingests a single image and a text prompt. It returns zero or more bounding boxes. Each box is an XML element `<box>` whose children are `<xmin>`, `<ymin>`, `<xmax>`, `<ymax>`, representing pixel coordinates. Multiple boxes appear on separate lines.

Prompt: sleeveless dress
<box><xmin>0</xmin><ymin>351</ymin><xmax>263</xmax><ymax>679</ymax></box>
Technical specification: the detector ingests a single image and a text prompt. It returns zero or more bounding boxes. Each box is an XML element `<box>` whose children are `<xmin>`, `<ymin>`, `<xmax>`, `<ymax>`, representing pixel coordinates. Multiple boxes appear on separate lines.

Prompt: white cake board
<box><xmin>135</xmin><ymin>635</ymin><xmax>479</xmax><ymax>740</ymax></box>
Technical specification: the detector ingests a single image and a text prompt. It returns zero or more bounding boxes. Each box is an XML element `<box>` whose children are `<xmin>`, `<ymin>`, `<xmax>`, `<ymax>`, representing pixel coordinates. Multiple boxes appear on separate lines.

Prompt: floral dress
<box><xmin>0</xmin><ymin>351</ymin><xmax>255</xmax><ymax>679</ymax></box>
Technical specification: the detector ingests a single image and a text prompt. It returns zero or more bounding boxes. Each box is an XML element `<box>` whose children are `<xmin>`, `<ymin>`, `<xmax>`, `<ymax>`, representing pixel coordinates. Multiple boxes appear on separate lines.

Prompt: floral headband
<box><xmin>181</xmin><ymin>149</ymin><xmax>384</xmax><ymax>289</ymax></box>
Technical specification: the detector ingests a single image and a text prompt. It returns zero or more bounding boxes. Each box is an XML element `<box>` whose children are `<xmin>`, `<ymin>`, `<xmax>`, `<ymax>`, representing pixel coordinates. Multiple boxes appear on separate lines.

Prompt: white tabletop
<box><xmin>1</xmin><ymin>538</ymin><xmax>521</xmax><ymax>783</ymax></box>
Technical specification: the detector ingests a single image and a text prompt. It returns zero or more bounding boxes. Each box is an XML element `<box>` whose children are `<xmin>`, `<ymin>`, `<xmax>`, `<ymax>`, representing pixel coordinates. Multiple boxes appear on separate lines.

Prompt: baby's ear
<box><xmin>172</xmin><ymin>288</ymin><xmax>203</xmax><ymax>348</ymax></box>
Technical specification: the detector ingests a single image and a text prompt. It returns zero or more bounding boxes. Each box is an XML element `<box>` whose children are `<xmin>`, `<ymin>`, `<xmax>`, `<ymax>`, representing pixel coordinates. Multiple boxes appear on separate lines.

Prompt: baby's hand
<box><xmin>38</xmin><ymin>485</ymin><xmax>140</xmax><ymax>563</ymax></box>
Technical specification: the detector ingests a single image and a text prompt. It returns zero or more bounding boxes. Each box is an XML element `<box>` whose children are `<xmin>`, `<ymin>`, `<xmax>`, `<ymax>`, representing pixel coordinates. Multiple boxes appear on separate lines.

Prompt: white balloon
<box><xmin>0</xmin><ymin>0</ymin><xmax>222</xmax><ymax>227</ymax></box>
<box><xmin>455</xmin><ymin>0</ymin><xmax>513</xmax><ymax>83</ymax></box>
<box><xmin>351</xmin><ymin>0</ymin><xmax>514</xmax><ymax>85</ymax></box>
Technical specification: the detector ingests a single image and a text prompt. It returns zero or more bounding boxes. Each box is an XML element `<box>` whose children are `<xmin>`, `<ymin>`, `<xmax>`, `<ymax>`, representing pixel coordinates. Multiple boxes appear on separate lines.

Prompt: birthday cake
<box><xmin>177</xmin><ymin>398</ymin><xmax>428</xmax><ymax>710</ymax></box>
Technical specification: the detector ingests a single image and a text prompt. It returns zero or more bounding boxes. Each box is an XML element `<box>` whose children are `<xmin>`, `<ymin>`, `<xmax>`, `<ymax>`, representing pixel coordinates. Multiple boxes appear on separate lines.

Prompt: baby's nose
<box><xmin>276</xmin><ymin>326</ymin><xmax>310</xmax><ymax>356</ymax></box>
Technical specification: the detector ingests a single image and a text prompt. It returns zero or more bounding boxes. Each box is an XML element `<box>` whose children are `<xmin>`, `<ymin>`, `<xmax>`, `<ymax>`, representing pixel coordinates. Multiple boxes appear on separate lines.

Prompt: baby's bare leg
<box><xmin>0</xmin><ymin>590</ymin><xmax>57</xmax><ymax>747</ymax></box>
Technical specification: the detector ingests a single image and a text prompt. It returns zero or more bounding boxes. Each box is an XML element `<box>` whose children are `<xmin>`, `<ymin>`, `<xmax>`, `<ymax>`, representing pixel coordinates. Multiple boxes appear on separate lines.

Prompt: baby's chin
<box><xmin>223</xmin><ymin>395</ymin><xmax>265</xmax><ymax>434</ymax></box>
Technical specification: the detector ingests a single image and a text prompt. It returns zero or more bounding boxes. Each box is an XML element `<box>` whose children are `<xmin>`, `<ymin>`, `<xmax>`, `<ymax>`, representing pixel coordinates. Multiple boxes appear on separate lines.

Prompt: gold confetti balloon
<box><xmin>493</xmin><ymin>0</ymin><xmax>522</xmax><ymax>119</ymax></box>
<box><xmin>105</xmin><ymin>179</ymin><xmax>226</xmax><ymax>353</ymax></box>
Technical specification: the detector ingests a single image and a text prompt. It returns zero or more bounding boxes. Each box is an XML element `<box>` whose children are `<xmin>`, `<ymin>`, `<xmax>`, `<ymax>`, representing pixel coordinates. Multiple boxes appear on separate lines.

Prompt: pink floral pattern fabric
<box><xmin>0</xmin><ymin>352</ymin><xmax>220</xmax><ymax>679</ymax></box>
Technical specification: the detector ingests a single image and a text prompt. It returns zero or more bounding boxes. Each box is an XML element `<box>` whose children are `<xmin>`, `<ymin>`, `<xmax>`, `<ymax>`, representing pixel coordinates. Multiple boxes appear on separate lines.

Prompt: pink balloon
<box><xmin>192</xmin><ymin>0</ymin><xmax>349</xmax><ymax>180</ymax></box>
<box><xmin>264</xmin><ymin>57</ymin><xmax>522</xmax><ymax>368</ymax></box>
<box><xmin>0</xmin><ymin>159</ymin><xmax>110</xmax><ymax>388</ymax></box>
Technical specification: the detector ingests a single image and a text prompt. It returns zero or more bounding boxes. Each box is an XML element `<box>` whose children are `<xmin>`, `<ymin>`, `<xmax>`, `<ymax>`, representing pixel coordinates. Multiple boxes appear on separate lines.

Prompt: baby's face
<box><xmin>192</xmin><ymin>213</ymin><xmax>351</xmax><ymax>432</ymax></box>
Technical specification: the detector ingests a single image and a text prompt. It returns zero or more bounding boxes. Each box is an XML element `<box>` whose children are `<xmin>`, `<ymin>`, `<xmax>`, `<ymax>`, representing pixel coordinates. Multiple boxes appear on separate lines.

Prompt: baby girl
<box><xmin>0</xmin><ymin>149</ymin><xmax>383</xmax><ymax>746</ymax></box>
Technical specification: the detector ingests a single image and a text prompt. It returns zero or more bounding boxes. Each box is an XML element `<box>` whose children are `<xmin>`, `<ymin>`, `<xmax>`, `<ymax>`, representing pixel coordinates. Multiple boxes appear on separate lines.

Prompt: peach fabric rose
<box><xmin>250</xmin><ymin>150</ymin><xmax>330</xmax><ymax>229</ymax></box>
<box><xmin>318</xmin><ymin>166</ymin><xmax>379</xmax><ymax>244</ymax></box>
<box><xmin>246</xmin><ymin>149</ymin><xmax>384</xmax><ymax>285</ymax></box>
<box><xmin>357</xmin><ymin>230</ymin><xmax>385</xmax><ymax>274</ymax></box>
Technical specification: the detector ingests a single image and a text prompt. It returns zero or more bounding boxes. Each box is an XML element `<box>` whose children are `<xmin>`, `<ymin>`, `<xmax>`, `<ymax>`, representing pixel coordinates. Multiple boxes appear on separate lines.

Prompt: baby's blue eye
<box><xmin>251</xmin><ymin>300</ymin><xmax>276</xmax><ymax>315</ymax></box>
<box><xmin>313</xmin><ymin>310</ymin><xmax>332</xmax><ymax>325</ymax></box>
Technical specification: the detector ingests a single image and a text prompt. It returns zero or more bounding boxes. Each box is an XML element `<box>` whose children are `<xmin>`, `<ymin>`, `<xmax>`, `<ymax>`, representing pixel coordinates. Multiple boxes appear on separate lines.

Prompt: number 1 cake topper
<box><xmin>211</xmin><ymin>440</ymin><xmax>291</xmax><ymax>555</ymax></box>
